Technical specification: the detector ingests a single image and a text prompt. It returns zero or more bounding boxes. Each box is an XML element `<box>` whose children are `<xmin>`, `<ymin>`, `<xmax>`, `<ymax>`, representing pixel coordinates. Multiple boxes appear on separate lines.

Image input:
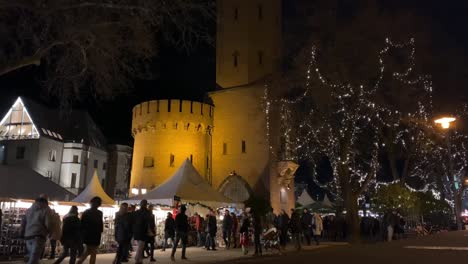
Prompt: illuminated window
<box><xmin>0</xmin><ymin>98</ymin><xmax>40</xmax><ymax>140</ymax></box>
<box><xmin>16</xmin><ymin>146</ymin><xmax>25</xmax><ymax>159</ymax></box>
<box><xmin>143</xmin><ymin>157</ymin><xmax>154</xmax><ymax>168</ymax></box>
<box><xmin>71</xmin><ymin>173</ymin><xmax>77</xmax><ymax>188</ymax></box>
<box><xmin>94</xmin><ymin>160</ymin><xmax>98</xmax><ymax>169</ymax></box>
<box><xmin>223</xmin><ymin>143</ymin><xmax>227</xmax><ymax>155</ymax></box>
<box><xmin>73</xmin><ymin>155</ymin><xmax>79</xmax><ymax>163</ymax></box>
<box><xmin>242</xmin><ymin>140</ymin><xmax>246</xmax><ymax>153</ymax></box>
<box><xmin>48</xmin><ymin>150</ymin><xmax>56</xmax><ymax>162</ymax></box>
<box><xmin>170</xmin><ymin>154</ymin><xmax>175</xmax><ymax>167</ymax></box>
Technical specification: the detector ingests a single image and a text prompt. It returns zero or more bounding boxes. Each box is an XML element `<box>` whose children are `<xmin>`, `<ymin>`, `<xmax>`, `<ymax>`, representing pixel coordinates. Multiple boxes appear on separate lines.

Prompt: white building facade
<box><xmin>0</xmin><ymin>97</ymin><xmax>127</xmax><ymax>196</ymax></box>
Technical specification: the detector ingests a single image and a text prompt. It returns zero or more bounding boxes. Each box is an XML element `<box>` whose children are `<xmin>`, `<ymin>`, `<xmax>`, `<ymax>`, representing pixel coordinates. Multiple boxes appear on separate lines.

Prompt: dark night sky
<box><xmin>1</xmin><ymin>0</ymin><xmax>468</xmax><ymax>148</ymax></box>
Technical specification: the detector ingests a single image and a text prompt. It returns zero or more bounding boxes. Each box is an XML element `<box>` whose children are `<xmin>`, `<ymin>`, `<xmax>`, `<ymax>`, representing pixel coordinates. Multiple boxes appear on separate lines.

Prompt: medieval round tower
<box><xmin>130</xmin><ymin>99</ymin><xmax>213</xmax><ymax>192</ymax></box>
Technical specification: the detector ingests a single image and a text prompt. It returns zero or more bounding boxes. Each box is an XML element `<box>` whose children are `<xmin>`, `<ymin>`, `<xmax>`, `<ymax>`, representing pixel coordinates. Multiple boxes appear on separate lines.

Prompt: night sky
<box><xmin>1</xmin><ymin>0</ymin><xmax>468</xmax><ymax>148</ymax></box>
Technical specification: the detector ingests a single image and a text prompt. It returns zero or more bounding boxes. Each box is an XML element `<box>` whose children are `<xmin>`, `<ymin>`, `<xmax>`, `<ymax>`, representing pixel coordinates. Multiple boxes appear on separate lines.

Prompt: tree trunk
<box><xmin>455</xmin><ymin>191</ymin><xmax>463</xmax><ymax>230</ymax></box>
<box><xmin>344</xmin><ymin>191</ymin><xmax>360</xmax><ymax>243</ymax></box>
<box><xmin>387</xmin><ymin>147</ymin><xmax>399</xmax><ymax>182</ymax></box>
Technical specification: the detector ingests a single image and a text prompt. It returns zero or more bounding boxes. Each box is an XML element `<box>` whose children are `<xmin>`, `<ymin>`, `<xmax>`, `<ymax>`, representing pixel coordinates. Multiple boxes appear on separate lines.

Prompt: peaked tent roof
<box><xmin>72</xmin><ymin>171</ymin><xmax>115</xmax><ymax>205</ymax></box>
<box><xmin>0</xmin><ymin>97</ymin><xmax>107</xmax><ymax>148</ymax></box>
<box><xmin>322</xmin><ymin>193</ymin><xmax>334</xmax><ymax>208</ymax></box>
<box><xmin>297</xmin><ymin>189</ymin><xmax>315</xmax><ymax>206</ymax></box>
<box><xmin>125</xmin><ymin>159</ymin><xmax>239</xmax><ymax>208</ymax></box>
<box><xmin>0</xmin><ymin>166</ymin><xmax>75</xmax><ymax>201</ymax></box>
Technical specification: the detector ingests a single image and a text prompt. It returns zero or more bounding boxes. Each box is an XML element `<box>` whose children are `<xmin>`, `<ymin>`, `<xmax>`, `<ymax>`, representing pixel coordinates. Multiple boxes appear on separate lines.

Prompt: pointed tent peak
<box><xmin>72</xmin><ymin>170</ymin><xmax>115</xmax><ymax>205</ymax></box>
<box><xmin>297</xmin><ymin>189</ymin><xmax>315</xmax><ymax>206</ymax></box>
<box><xmin>322</xmin><ymin>193</ymin><xmax>334</xmax><ymax>207</ymax></box>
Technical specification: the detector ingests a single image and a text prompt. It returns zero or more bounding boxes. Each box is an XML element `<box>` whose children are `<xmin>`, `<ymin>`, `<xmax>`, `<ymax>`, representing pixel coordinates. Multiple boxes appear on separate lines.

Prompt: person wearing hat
<box><xmin>132</xmin><ymin>199</ymin><xmax>154</xmax><ymax>264</ymax></box>
<box><xmin>171</xmin><ymin>205</ymin><xmax>189</xmax><ymax>261</ymax></box>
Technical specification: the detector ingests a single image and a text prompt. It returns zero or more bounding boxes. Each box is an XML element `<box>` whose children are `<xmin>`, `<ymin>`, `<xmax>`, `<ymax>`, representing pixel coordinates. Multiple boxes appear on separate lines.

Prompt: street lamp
<box><xmin>434</xmin><ymin>117</ymin><xmax>456</xmax><ymax>129</ymax></box>
<box><xmin>434</xmin><ymin>116</ymin><xmax>460</xmax><ymax>229</ymax></box>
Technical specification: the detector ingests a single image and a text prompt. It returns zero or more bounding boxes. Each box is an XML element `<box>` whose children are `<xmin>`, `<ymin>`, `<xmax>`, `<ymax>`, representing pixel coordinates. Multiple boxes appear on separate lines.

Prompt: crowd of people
<box><xmin>15</xmin><ymin>193</ymin><xmax>411</xmax><ymax>264</ymax></box>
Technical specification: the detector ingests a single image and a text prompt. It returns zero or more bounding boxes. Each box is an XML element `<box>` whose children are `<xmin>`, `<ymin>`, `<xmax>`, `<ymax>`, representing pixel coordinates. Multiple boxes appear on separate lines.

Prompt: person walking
<box><xmin>387</xmin><ymin>210</ymin><xmax>399</xmax><ymax>242</ymax></box>
<box><xmin>252</xmin><ymin>213</ymin><xmax>262</xmax><ymax>256</ymax></box>
<box><xmin>231</xmin><ymin>213</ymin><xmax>238</xmax><ymax>248</ymax></box>
<box><xmin>171</xmin><ymin>205</ymin><xmax>189</xmax><ymax>261</ymax></box>
<box><xmin>162</xmin><ymin>212</ymin><xmax>175</xmax><ymax>251</ymax></box>
<box><xmin>114</xmin><ymin>203</ymin><xmax>132</xmax><ymax>264</ymax></box>
<box><xmin>277</xmin><ymin>210</ymin><xmax>289</xmax><ymax>250</ymax></box>
<box><xmin>311</xmin><ymin>213</ymin><xmax>323</xmax><ymax>245</ymax></box>
<box><xmin>239</xmin><ymin>211</ymin><xmax>251</xmax><ymax>255</ymax></box>
<box><xmin>132</xmin><ymin>200</ymin><xmax>153</xmax><ymax>264</ymax></box>
<box><xmin>222</xmin><ymin>210</ymin><xmax>233</xmax><ymax>249</ymax></box>
<box><xmin>205</xmin><ymin>210</ymin><xmax>217</xmax><ymax>251</ymax></box>
<box><xmin>21</xmin><ymin>197</ymin><xmax>52</xmax><ymax>264</ymax></box>
<box><xmin>144</xmin><ymin>204</ymin><xmax>156</xmax><ymax>262</ymax></box>
<box><xmin>54</xmin><ymin>206</ymin><xmax>81</xmax><ymax>264</ymax></box>
<box><xmin>194</xmin><ymin>213</ymin><xmax>204</xmax><ymax>247</ymax></box>
<box><xmin>48</xmin><ymin>210</ymin><xmax>62</xmax><ymax>259</ymax></box>
<box><xmin>77</xmin><ymin>196</ymin><xmax>103</xmax><ymax>264</ymax></box>
<box><xmin>301</xmin><ymin>209</ymin><xmax>312</xmax><ymax>246</ymax></box>
<box><xmin>289</xmin><ymin>209</ymin><xmax>302</xmax><ymax>251</ymax></box>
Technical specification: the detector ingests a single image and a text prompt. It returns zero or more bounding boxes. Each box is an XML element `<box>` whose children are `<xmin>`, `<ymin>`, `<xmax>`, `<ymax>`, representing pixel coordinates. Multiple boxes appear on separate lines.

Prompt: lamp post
<box><xmin>434</xmin><ymin>116</ymin><xmax>461</xmax><ymax>229</ymax></box>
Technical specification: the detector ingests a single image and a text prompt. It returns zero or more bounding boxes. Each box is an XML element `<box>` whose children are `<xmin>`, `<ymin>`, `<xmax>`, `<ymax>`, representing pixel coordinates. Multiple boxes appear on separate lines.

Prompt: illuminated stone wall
<box><xmin>130</xmin><ymin>100</ymin><xmax>213</xmax><ymax>192</ymax></box>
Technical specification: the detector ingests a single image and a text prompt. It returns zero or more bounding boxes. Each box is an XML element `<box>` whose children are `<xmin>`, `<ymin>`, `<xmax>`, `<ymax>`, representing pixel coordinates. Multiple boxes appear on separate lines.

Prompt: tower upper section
<box><xmin>216</xmin><ymin>0</ymin><xmax>282</xmax><ymax>89</ymax></box>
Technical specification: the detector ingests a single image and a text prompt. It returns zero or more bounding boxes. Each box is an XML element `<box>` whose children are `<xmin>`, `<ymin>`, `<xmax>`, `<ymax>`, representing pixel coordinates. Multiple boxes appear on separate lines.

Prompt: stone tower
<box><xmin>210</xmin><ymin>0</ymin><xmax>296</xmax><ymax>214</ymax></box>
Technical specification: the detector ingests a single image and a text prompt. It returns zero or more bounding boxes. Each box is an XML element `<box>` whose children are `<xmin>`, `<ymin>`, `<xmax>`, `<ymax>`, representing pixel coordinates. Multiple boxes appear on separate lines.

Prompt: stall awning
<box><xmin>124</xmin><ymin>159</ymin><xmax>242</xmax><ymax>209</ymax></box>
<box><xmin>72</xmin><ymin>171</ymin><xmax>115</xmax><ymax>205</ymax></box>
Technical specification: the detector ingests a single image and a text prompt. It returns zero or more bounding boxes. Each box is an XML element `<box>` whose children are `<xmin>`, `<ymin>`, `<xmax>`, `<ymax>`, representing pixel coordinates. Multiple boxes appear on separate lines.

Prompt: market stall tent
<box><xmin>125</xmin><ymin>159</ymin><xmax>241</xmax><ymax>209</ymax></box>
<box><xmin>297</xmin><ymin>189</ymin><xmax>315</xmax><ymax>206</ymax></box>
<box><xmin>72</xmin><ymin>171</ymin><xmax>115</xmax><ymax>205</ymax></box>
<box><xmin>0</xmin><ymin>166</ymin><xmax>75</xmax><ymax>201</ymax></box>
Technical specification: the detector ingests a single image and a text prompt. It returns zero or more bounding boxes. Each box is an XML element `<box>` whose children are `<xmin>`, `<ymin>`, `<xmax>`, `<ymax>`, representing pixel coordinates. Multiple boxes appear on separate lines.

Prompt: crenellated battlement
<box><xmin>132</xmin><ymin>99</ymin><xmax>214</xmax><ymax>136</ymax></box>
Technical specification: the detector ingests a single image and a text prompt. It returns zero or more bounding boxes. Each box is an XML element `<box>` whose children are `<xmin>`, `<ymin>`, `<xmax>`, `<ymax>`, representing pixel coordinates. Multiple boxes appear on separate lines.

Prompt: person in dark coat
<box><xmin>289</xmin><ymin>209</ymin><xmax>302</xmax><ymax>251</ymax></box>
<box><xmin>144</xmin><ymin>204</ymin><xmax>156</xmax><ymax>262</ymax></box>
<box><xmin>222</xmin><ymin>210</ymin><xmax>233</xmax><ymax>249</ymax></box>
<box><xmin>162</xmin><ymin>212</ymin><xmax>175</xmax><ymax>251</ymax></box>
<box><xmin>205</xmin><ymin>210</ymin><xmax>217</xmax><ymax>251</ymax></box>
<box><xmin>252</xmin><ymin>213</ymin><xmax>262</xmax><ymax>256</ymax></box>
<box><xmin>77</xmin><ymin>197</ymin><xmax>103</xmax><ymax>264</ymax></box>
<box><xmin>239</xmin><ymin>211</ymin><xmax>251</xmax><ymax>255</ymax></box>
<box><xmin>132</xmin><ymin>200</ymin><xmax>154</xmax><ymax>264</ymax></box>
<box><xmin>171</xmin><ymin>205</ymin><xmax>189</xmax><ymax>261</ymax></box>
<box><xmin>301</xmin><ymin>209</ymin><xmax>312</xmax><ymax>246</ymax></box>
<box><xmin>277</xmin><ymin>210</ymin><xmax>289</xmax><ymax>249</ymax></box>
<box><xmin>54</xmin><ymin>206</ymin><xmax>81</xmax><ymax>264</ymax></box>
<box><xmin>114</xmin><ymin>203</ymin><xmax>132</xmax><ymax>264</ymax></box>
<box><xmin>231</xmin><ymin>213</ymin><xmax>239</xmax><ymax>248</ymax></box>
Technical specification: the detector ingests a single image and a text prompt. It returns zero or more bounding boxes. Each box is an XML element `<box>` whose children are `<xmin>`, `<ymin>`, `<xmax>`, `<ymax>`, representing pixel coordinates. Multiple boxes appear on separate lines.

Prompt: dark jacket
<box><xmin>61</xmin><ymin>213</ymin><xmax>81</xmax><ymax>246</ymax></box>
<box><xmin>115</xmin><ymin>212</ymin><xmax>132</xmax><ymax>243</ymax></box>
<box><xmin>239</xmin><ymin>216</ymin><xmax>250</xmax><ymax>234</ymax></box>
<box><xmin>278</xmin><ymin>213</ymin><xmax>290</xmax><ymax>230</ymax></box>
<box><xmin>222</xmin><ymin>214</ymin><xmax>233</xmax><ymax>231</ymax></box>
<box><xmin>164</xmin><ymin>216</ymin><xmax>175</xmax><ymax>236</ymax></box>
<box><xmin>252</xmin><ymin>215</ymin><xmax>262</xmax><ymax>235</ymax></box>
<box><xmin>174</xmin><ymin>212</ymin><xmax>189</xmax><ymax>233</ymax></box>
<box><xmin>81</xmin><ymin>208</ymin><xmax>103</xmax><ymax>246</ymax></box>
<box><xmin>132</xmin><ymin>208</ymin><xmax>153</xmax><ymax>241</ymax></box>
<box><xmin>289</xmin><ymin>211</ymin><xmax>302</xmax><ymax>233</ymax></box>
<box><xmin>301</xmin><ymin>213</ymin><xmax>312</xmax><ymax>230</ymax></box>
<box><xmin>207</xmin><ymin>215</ymin><xmax>217</xmax><ymax>235</ymax></box>
<box><xmin>232</xmin><ymin>215</ymin><xmax>238</xmax><ymax>233</ymax></box>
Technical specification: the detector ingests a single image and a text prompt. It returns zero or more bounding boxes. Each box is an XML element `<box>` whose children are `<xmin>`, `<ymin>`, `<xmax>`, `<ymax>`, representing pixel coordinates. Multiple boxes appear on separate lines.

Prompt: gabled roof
<box><xmin>126</xmin><ymin>159</ymin><xmax>239</xmax><ymax>208</ymax></box>
<box><xmin>0</xmin><ymin>97</ymin><xmax>106</xmax><ymax>148</ymax></box>
<box><xmin>0</xmin><ymin>166</ymin><xmax>75</xmax><ymax>201</ymax></box>
<box><xmin>72</xmin><ymin>171</ymin><xmax>115</xmax><ymax>205</ymax></box>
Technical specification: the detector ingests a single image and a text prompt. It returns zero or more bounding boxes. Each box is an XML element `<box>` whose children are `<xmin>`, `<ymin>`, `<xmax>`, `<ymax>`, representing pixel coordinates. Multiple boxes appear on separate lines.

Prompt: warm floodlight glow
<box><xmin>434</xmin><ymin>117</ymin><xmax>456</xmax><ymax>129</ymax></box>
<box><xmin>131</xmin><ymin>188</ymin><xmax>139</xmax><ymax>195</ymax></box>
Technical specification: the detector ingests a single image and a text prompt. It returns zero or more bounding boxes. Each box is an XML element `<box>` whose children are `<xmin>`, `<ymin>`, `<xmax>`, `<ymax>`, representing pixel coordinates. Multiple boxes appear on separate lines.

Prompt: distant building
<box><xmin>130</xmin><ymin>0</ymin><xmax>297</xmax><ymax>213</ymax></box>
<box><xmin>107</xmin><ymin>144</ymin><xmax>132</xmax><ymax>200</ymax></box>
<box><xmin>0</xmin><ymin>97</ymin><xmax>130</xmax><ymax>197</ymax></box>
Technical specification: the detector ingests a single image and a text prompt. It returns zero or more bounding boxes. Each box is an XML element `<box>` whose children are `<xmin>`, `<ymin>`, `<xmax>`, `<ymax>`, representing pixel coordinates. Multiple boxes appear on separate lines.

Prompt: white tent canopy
<box><xmin>322</xmin><ymin>193</ymin><xmax>334</xmax><ymax>208</ymax></box>
<box><xmin>125</xmin><ymin>159</ymin><xmax>241</xmax><ymax>209</ymax></box>
<box><xmin>297</xmin><ymin>189</ymin><xmax>315</xmax><ymax>206</ymax></box>
<box><xmin>72</xmin><ymin>171</ymin><xmax>115</xmax><ymax>205</ymax></box>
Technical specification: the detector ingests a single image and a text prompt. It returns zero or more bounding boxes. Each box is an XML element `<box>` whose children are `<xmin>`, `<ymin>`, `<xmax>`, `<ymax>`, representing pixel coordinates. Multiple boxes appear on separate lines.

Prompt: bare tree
<box><xmin>0</xmin><ymin>0</ymin><xmax>214</xmax><ymax>105</ymax></box>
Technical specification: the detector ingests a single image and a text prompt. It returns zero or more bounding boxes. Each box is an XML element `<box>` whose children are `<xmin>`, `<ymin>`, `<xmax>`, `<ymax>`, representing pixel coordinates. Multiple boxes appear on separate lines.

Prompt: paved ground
<box><xmin>7</xmin><ymin>231</ymin><xmax>468</xmax><ymax>263</ymax></box>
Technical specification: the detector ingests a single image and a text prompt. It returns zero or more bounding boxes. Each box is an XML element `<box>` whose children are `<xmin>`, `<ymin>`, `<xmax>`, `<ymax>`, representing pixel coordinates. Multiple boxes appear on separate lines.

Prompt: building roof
<box><xmin>125</xmin><ymin>159</ymin><xmax>240</xmax><ymax>208</ymax></box>
<box><xmin>72</xmin><ymin>171</ymin><xmax>115</xmax><ymax>205</ymax></box>
<box><xmin>0</xmin><ymin>166</ymin><xmax>75</xmax><ymax>201</ymax></box>
<box><xmin>0</xmin><ymin>97</ymin><xmax>106</xmax><ymax>148</ymax></box>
